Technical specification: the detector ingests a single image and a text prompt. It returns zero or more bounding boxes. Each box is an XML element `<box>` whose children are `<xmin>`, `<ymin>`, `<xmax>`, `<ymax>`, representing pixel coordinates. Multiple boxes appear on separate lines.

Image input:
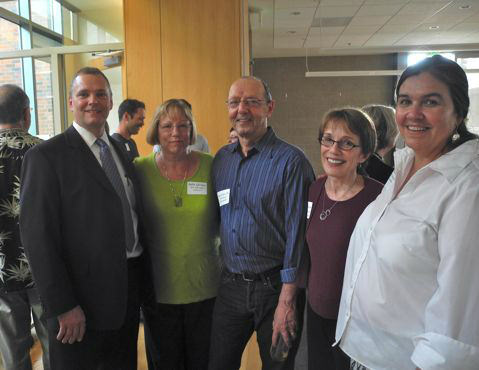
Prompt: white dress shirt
<box><xmin>336</xmin><ymin>139</ymin><xmax>479</xmax><ymax>370</ymax></box>
<box><xmin>72</xmin><ymin>122</ymin><xmax>142</xmax><ymax>258</ymax></box>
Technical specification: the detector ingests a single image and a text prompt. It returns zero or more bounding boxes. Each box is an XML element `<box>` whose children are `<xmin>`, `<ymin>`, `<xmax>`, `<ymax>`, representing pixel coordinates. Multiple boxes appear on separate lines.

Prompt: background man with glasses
<box><xmin>209</xmin><ymin>76</ymin><xmax>314</xmax><ymax>369</ymax></box>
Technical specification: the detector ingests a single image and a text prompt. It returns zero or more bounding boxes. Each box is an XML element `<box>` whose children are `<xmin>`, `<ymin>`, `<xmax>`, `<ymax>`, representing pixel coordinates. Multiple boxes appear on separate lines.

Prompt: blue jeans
<box><xmin>208</xmin><ymin>271</ymin><xmax>305</xmax><ymax>370</ymax></box>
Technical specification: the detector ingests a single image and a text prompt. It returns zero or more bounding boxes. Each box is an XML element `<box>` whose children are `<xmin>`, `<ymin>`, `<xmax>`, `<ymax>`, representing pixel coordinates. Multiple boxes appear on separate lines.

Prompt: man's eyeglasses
<box><xmin>159</xmin><ymin>122</ymin><xmax>191</xmax><ymax>132</ymax></box>
<box><xmin>225</xmin><ymin>98</ymin><xmax>267</xmax><ymax>109</ymax></box>
<box><xmin>319</xmin><ymin>136</ymin><xmax>360</xmax><ymax>151</ymax></box>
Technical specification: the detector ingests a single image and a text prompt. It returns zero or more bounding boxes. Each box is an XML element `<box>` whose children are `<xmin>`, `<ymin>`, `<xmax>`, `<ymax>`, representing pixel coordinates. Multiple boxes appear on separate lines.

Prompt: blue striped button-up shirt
<box><xmin>212</xmin><ymin>127</ymin><xmax>315</xmax><ymax>283</ymax></box>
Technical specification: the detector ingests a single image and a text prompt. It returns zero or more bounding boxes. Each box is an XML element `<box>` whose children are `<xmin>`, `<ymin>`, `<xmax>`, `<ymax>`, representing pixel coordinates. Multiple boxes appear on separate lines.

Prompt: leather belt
<box><xmin>226</xmin><ymin>266</ymin><xmax>282</xmax><ymax>282</ymax></box>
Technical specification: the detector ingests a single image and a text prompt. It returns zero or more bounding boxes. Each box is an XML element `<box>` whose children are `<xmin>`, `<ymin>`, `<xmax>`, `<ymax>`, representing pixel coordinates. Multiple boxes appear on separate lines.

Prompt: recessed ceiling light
<box><xmin>291</xmin><ymin>11</ymin><xmax>301</xmax><ymax>16</ymax></box>
<box><xmin>459</xmin><ymin>5</ymin><xmax>471</xmax><ymax>10</ymax></box>
<box><xmin>429</xmin><ymin>25</ymin><xmax>440</xmax><ymax>30</ymax></box>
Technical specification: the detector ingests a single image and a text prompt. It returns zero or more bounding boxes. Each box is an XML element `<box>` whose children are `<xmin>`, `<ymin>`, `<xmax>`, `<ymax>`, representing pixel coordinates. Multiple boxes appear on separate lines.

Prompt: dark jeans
<box><xmin>306</xmin><ymin>302</ymin><xmax>349</xmax><ymax>370</ymax></box>
<box><xmin>208</xmin><ymin>271</ymin><xmax>305</xmax><ymax>370</ymax></box>
<box><xmin>47</xmin><ymin>257</ymin><xmax>141</xmax><ymax>370</ymax></box>
<box><xmin>143</xmin><ymin>297</ymin><xmax>216</xmax><ymax>370</ymax></box>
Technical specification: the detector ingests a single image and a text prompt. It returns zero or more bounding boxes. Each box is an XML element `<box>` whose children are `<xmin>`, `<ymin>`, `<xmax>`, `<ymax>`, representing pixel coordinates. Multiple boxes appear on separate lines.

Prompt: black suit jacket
<box><xmin>20</xmin><ymin>125</ymin><xmax>144</xmax><ymax>331</ymax></box>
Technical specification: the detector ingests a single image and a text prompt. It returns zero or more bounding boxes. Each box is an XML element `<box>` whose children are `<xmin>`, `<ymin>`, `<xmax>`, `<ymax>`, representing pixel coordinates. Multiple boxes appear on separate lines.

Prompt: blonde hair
<box><xmin>146</xmin><ymin>99</ymin><xmax>197</xmax><ymax>146</ymax></box>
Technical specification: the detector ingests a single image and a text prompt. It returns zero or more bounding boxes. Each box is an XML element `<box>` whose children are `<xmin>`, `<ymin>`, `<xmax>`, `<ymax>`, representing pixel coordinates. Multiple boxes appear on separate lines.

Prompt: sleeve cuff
<box><xmin>280</xmin><ymin>267</ymin><xmax>296</xmax><ymax>283</ymax></box>
<box><xmin>411</xmin><ymin>332</ymin><xmax>479</xmax><ymax>370</ymax></box>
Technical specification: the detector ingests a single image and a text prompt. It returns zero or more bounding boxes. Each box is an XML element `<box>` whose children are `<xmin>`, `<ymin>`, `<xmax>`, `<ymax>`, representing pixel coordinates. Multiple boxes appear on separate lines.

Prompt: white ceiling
<box><xmin>67</xmin><ymin>0</ymin><xmax>123</xmax><ymax>39</ymax></box>
<box><xmin>250</xmin><ymin>0</ymin><xmax>479</xmax><ymax>57</ymax></box>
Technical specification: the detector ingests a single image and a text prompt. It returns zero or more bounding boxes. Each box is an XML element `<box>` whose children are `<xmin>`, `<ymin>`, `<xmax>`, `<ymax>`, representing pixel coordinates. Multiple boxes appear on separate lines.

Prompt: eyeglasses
<box><xmin>319</xmin><ymin>136</ymin><xmax>360</xmax><ymax>151</ymax></box>
<box><xmin>225</xmin><ymin>98</ymin><xmax>267</xmax><ymax>109</ymax></box>
<box><xmin>159</xmin><ymin>122</ymin><xmax>191</xmax><ymax>132</ymax></box>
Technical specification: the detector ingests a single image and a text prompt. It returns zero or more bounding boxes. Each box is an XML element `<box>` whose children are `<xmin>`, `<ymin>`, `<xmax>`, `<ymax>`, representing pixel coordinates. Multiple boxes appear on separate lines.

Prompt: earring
<box><xmin>452</xmin><ymin>126</ymin><xmax>460</xmax><ymax>141</ymax></box>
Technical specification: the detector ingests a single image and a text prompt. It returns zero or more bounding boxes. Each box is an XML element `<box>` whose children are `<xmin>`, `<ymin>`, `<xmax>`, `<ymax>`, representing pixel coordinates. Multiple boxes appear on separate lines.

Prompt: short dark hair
<box><xmin>396</xmin><ymin>55</ymin><xmax>477</xmax><ymax>150</ymax></box>
<box><xmin>69</xmin><ymin>67</ymin><xmax>112</xmax><ymax>97</ymax></box>
<box><xmin>118</xmin><ymin>99</ymin><xmax>146</xmax><ymax>121</ymax></box>
<box><xmin>319</xmin><ymin>107</ymin><xmax>377</xmax><ymax>159</ymax></box>
<box><xmin>0</xmin><ymin>84</ymin><xmax>30</xmax><ymax>125</ymax></box>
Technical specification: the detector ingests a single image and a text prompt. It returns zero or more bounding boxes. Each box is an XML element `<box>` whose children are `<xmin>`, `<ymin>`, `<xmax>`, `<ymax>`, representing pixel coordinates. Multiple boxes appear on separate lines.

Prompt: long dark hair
<box><xmin>396</xmin><ymin>55</ymin><xmax>477</xmax><ymax>150</ymax></box>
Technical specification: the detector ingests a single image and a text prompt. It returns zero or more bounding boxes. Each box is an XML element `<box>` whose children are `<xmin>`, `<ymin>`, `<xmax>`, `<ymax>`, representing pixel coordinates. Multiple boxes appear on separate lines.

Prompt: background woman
<box><xmin>362</xmin><ymin>104</ymin><xmax>398</xmax><ymax>184</ymax></box>
<box><xmin>336</xmin><ymin>55</ymin><xmax>479</xmax><ymax>369</ymax></box>
<box><xmin>302</xmin><ymin>108</ymin><xmax>382</xmax><ymax>369</ymax></box>
<box><xmin>135</xmin><ymin>99</ymin><xmax>220</xmax><ymax>369</ymax></box>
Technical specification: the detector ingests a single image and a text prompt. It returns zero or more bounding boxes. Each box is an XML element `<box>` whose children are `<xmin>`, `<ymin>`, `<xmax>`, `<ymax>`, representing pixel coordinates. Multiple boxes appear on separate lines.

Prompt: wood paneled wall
<box><xmin>123</xmin><ymin>0</ymin><xmax>244</xmax><ymax>155</ymax></box>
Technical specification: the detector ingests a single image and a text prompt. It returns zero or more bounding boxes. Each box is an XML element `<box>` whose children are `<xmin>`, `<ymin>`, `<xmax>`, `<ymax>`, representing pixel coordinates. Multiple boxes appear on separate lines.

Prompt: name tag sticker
<box><xmin>187</xmin><ymin>182</ymin><xmax>207</xmax><ymax>195</ymax></box>
<box><xmin>217</xmin><ymin>189</ymin><xmax>230</xmax><ymax>207</ymax></box>
<box><xmin>307</xmin><ymin>201</ymin><xmax>313</xmax><ymax>219</ymax></box>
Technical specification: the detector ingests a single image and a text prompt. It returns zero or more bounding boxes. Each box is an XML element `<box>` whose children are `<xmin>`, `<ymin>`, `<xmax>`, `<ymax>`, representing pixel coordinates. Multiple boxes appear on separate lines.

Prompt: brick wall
<box><xmin>253</xmin><ymin>54</ymin><xmax>397</xmax><ymax>175</ymax></box>
<box><xmin>0</xmin><ymin>16</ymin><xmax>54</xmax><ymax>136</ymax></box>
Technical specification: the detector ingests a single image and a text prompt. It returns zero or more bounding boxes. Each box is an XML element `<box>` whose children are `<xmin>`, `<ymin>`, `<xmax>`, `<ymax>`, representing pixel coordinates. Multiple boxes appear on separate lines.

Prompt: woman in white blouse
<box><xmin>335</xmin><ymin>55</ymin><xmax>479</xmax><ymax>370</ymax></box>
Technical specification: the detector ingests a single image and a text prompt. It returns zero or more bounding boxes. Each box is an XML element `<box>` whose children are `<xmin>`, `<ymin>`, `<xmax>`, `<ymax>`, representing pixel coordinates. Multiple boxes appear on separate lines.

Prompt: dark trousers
<box><xmin>306</xmin><ymin>302</ymin><xmax>349</xmax><ymax>370</ymax></box>
<box><xmin>47</xmin><ymin>257</ymin><xmax>142</xmax><ymax>370</ymax></box>
<box><xmin>143</xmin><ymin>297</ymin><xmax>216</xmax><ymax>370</ymax></box>
<box><xmin>208</xmin><ymin>271</ymin><xmax>305</xmax><ymax>370</ymax></box>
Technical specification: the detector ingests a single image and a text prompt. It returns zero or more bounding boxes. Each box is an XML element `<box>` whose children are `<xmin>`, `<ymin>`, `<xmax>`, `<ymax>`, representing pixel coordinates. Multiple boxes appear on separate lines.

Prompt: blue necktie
<box><xmin>96</xmin><ymin>138</ymin><xmax>135</xmax><ymax>252</ymax></box>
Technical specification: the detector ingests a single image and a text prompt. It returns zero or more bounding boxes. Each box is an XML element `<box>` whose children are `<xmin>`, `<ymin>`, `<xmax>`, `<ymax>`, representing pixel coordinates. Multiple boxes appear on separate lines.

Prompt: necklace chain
<box><xmin>319</xmin><ymin>178</ymin><xmax>356</xmax><ymax>221</ymax></box>
<box><xmin>162</xmin><ymin>161</ymin><xmax>188</xmax><ymax>207</ymax></box>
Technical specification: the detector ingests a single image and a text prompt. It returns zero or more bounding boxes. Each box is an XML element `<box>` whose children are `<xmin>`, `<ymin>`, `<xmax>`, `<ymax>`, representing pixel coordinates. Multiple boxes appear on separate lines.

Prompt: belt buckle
<box><xmin>241</xmin><ymin>273</ymin><xmax>255</xmax><ymax>282</ymax></box>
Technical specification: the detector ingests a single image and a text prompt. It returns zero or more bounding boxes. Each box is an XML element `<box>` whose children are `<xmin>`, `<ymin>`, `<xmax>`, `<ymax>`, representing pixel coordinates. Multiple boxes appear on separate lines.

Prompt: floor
<box><xmin>1</xmin><ymin>310</ymin><xmax>308</xmax><ymax>370</ymax></box>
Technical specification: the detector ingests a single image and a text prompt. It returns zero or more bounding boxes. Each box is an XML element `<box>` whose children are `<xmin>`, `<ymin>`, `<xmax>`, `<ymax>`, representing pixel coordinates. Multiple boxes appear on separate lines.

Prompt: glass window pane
<box><xmin>0</xmin><ymin>58</ymin><xmax>23</xmax><ymax>87</ymax></box>
<box><xmin>0</xmin><ymin>18</ymin><xmax>21</xmax><ymax>51</ymax></box>
<box><xmin>0</xmin><ymin>1</ymin><xmax>19</xmax><ymax>15</ymax></box>
<box><xmin>457</xmin><ymin>58</ymin><xmax>479</xmax><ymax>135</ymax></box>
<box><xmin>31</xmin><ymin>0</ymin><xmax>52</xmax><ymax>30</ymax></box>
<box><xmin>34</xmin><ymin>58</ymin><xmax>54</xmax><ymax>138</ymax></box>
<box><xmin>466</xmin><ymin>72</ymin><xmax>479</xmax><ymax>135</ymax></box>
<box><xmin>32</xmin><ymin>31</ymin><xmax>61</xmax><ymax>48</ymax></box>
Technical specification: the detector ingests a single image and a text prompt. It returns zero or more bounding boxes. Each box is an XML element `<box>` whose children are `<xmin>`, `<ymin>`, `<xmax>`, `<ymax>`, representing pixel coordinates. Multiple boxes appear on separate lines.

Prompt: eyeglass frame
<box><xmin>318</xmin><ymin>135</ymin><xmax>361</xmax><ymax>151</ymax></box>
<box><xmin>225</xmin><ymin>98</ymin><xmax>270</xmax><ymax>109</ymax></box>
<box><xmin>158</xmin><ymin>121</ymin><xmax>192</xmax><ymax>132</ymax></box>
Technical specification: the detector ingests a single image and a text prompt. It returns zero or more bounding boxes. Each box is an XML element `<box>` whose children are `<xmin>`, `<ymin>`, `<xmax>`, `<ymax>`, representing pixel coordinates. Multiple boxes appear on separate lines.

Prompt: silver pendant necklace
<box><xmin>162</xmin><ymin>161</ymin><xmax>188</xmax><ymax>207</ymax></box>
<box><xmin>319</xmin><ymin>178</ymin><xmax>356</xmax><ymax>221</ymax></box>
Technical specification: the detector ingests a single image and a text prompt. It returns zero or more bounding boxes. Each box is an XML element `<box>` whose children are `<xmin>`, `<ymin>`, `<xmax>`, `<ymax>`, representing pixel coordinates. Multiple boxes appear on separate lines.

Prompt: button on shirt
<box><xmin>212</xmin><ymin>127</ymin><xmax>315</xmax><ymax>283</ymax></box>
<box><xmin>73</xmin><ymin>122</ymin><xmax>142</xmax><ymax>258</ymax></box>
<box><xmin>335</xmin><ymin>140</ymin><xmax>479</xmax><ymax>370</ymax></box>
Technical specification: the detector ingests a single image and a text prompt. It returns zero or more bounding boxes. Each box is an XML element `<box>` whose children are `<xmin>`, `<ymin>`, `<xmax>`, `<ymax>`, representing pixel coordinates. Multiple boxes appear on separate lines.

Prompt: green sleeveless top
<box><xmin>134</xmin><ymin>152</ymin><xmax>220</xmax><ymax>304</ymax></box>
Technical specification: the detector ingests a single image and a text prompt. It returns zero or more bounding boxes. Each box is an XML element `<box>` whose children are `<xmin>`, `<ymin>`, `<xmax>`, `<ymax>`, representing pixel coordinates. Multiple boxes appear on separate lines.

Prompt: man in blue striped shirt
<box><xmin>209</xmin><ymin>76</ymin><xmax>315</xmax><ymax>369</ymax></box>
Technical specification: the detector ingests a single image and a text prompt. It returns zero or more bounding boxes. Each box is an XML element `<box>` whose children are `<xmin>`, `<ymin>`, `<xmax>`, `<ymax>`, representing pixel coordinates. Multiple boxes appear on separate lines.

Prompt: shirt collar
<box><xmin>72</xmin><ymin>122</ymin><xmax>110</xmax><ymax>149</ymax></box>
<box><xmin>227</xmin><ymin>126</ymin><xmax>276</xmax><ymax>154</ymax></box>
<box><xmin>394</xmin><ymin>139</ymin><xmax>479</xmax><ymax>183</ymax></box>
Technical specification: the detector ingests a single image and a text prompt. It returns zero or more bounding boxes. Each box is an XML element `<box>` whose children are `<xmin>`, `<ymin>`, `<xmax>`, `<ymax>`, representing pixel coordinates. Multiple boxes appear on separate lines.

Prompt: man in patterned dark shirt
<box><xmin>209</xmin><ymin>77</ymin><xmax>314</xmax><ymax>369</ymax></box>
<box><xmin>0</xmin><ymin>84</ymin><xmax>49</xmax><ymax>369</ymax></box>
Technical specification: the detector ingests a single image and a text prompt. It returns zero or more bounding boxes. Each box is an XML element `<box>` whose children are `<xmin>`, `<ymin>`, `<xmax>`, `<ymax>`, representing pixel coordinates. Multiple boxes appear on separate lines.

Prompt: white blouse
<box><xmin>336</xmin><ymin>140</ymin><xmax>479</xmax><ymax>370</ymax></box>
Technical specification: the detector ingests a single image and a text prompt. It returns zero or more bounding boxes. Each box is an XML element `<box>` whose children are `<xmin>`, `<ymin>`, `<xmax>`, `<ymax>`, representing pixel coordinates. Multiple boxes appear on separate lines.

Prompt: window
<box><xmin>1</xmin><ymin>0</ymin><xmax>124</xmax><ymax>138</ymax></box>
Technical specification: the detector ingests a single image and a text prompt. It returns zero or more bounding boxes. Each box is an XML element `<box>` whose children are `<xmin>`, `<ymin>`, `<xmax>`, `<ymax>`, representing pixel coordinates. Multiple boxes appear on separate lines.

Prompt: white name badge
<box><xmin>187</xmin><ymin>182</ymin><xmax>207</xmax><ymax>195</ymax></box>
<box><xmin>307</xmin><ymin>201</ymin><xmax>313</xmax><ymax>219</ymax></box>
<box><xmin>217</xmin><ymin>189</ymin><xmax>230</xmax><ymax>207</ymax></box>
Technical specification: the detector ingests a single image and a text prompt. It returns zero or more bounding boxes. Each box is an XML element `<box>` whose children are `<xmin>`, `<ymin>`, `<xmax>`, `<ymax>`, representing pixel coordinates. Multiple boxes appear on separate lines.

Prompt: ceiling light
<box><xmin>459</xmin><ymin>5</ymin><xmax>471</xmax><ymax>10</ymax></box>
<box><xmin>429</xmin><ymin>25</ymin><xmax>440</xmax><ymax>30</ymax></box>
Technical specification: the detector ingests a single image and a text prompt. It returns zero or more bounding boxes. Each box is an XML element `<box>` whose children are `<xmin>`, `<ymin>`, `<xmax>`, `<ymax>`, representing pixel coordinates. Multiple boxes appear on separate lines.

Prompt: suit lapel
<box><xmin>64</xmin><ymin>126</ymin><xmax>115</xmax><ymax>193</ymax></box>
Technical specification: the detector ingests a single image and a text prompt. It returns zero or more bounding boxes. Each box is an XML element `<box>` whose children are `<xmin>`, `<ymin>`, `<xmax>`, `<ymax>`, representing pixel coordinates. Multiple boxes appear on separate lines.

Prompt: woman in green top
<box><xmin>134</xmin><ymin>99</ymin><xmax>220</xmax><ymax>370</ymax></box>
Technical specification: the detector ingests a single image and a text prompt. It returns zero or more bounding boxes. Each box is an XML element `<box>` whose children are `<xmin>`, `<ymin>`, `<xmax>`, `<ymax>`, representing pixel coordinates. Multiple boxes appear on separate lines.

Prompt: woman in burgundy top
<box><xmin>304</xmin><ymin>108</ymin><xmax>383</xmax><ymax>369</ymax></box>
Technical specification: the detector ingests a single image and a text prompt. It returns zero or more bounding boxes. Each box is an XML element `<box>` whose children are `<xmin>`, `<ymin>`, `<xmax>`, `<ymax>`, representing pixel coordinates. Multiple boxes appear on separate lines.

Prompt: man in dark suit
<box><xmin>20</xmin><ymin>67</ymin><xmax>145</xmax><ymax>369</ymax></box>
